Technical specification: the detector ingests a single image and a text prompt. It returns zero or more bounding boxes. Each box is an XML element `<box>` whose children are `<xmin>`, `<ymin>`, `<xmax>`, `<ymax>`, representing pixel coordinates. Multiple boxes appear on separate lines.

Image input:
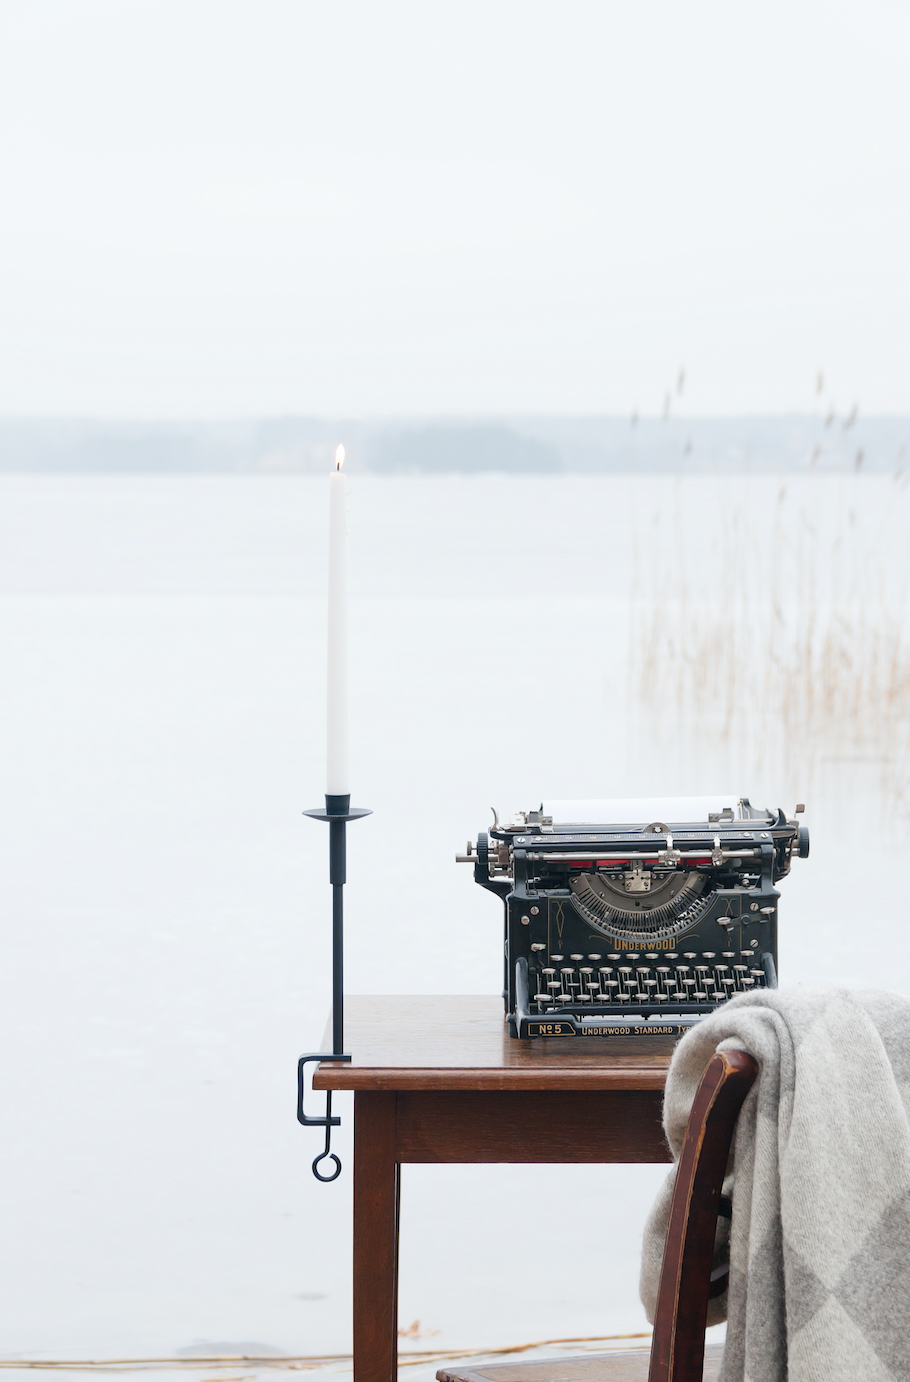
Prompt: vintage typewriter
<box><xmin>458</xmin><ymin>796</ymin><xmax>809</xmax><ymax>1039</ymax></box>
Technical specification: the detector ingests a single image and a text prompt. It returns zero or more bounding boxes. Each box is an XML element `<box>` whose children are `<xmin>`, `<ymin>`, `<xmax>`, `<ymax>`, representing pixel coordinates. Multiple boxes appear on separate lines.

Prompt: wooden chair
<box><xmin>437</xmin><ymin>1049</ymin><xmax>758</xmax><ymax>1382</ymax></box>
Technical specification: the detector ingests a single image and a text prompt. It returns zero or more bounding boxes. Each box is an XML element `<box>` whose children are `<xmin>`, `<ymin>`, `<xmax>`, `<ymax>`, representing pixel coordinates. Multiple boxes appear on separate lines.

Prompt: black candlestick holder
<box><xmin>297</xmin><ymin>792</ymin><xmax>372</xmax><ymax>1181</ymax></box>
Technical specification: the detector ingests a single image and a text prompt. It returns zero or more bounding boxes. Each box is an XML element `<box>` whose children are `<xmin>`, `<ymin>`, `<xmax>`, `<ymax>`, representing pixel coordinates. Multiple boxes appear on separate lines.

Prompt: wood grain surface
<box><xmin>312</xmin><ymin>996</ymin><xmax>676</xmax><ymax>1092</ymax></box>
<box><xmin>394</xmin><ymin>1089</ymin><xmax>670</xmax><ymax>1163</ymax></box>
<box><xmin>435</xmin><ymin>1344</ymin><xmax>723</xmax><ymax>1382</ymax></box>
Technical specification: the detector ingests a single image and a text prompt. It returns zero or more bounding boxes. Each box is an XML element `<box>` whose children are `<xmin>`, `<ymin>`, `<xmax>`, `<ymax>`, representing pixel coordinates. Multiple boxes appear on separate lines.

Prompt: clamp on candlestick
<box><xmin>298</xmin><ymin>792</ymin><xmax>372</xmax><ymax>1182</ymax></box>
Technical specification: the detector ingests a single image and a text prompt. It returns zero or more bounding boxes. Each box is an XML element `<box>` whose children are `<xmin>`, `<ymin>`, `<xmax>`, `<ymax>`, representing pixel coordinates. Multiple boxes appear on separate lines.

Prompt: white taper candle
<box><xmin>326</xmin><ymin>445</ymin><xmax>349</xmax><ymax>796</ymax></box>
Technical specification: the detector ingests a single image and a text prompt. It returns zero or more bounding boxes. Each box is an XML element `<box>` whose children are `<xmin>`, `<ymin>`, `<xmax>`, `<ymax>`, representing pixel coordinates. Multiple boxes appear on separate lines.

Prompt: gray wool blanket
<box><xmin>639</xmin><ymin>987</ymin><xmax>910</xmax><ymax>1382</ymax></box>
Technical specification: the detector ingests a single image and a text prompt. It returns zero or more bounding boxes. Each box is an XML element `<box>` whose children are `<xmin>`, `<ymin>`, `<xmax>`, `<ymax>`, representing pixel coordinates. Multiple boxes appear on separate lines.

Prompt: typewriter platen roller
<box><xmin>458</xmin><ymin>796</ymin><xmax>809</xmax><ymax>1039</ymax></box>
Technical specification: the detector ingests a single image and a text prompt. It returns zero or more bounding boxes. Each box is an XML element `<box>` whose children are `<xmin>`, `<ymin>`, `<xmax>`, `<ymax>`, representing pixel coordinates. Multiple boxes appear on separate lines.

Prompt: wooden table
<box><xmin>313</xmin><ymin>996</ymin><xmax>676</xmax><ymax>1382</ymax></box>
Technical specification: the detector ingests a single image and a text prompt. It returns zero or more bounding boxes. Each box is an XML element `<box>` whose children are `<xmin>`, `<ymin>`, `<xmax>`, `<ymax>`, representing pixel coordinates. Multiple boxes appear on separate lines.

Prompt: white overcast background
<box><xmin>0</xmin><ymin>0</ymin><xmax>908</xmax><ymax>419</ymax></box>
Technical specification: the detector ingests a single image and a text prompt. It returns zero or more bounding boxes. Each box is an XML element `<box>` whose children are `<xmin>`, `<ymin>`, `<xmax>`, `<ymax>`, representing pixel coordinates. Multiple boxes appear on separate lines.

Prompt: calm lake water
<box><xmin>1</xmin><ymin>472</ymin><xmax>907</xmax><ymax>1373</ymax></box>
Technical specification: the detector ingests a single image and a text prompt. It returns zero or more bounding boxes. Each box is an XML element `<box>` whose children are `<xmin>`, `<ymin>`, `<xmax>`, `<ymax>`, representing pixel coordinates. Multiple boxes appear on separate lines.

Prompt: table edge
<box><xmin>312</xmin><ymin>1065</ymin><xmax>670</xmax><ymax>1091</ymax></box>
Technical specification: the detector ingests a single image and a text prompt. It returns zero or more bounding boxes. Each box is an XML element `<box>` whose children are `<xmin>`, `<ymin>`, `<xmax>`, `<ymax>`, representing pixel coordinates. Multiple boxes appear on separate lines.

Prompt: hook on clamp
<box><xmin>298</xmin><ymin>1053</ymin><xmax>351</xmax><ymax>1182</ymax></box>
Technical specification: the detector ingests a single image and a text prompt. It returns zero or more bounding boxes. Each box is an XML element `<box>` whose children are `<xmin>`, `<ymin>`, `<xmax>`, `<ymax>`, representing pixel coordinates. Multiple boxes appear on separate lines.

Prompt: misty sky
<box><xmin>0</xmin><ymin>0</ymin><xmax>907</xmax><ymax>418</ymax></box>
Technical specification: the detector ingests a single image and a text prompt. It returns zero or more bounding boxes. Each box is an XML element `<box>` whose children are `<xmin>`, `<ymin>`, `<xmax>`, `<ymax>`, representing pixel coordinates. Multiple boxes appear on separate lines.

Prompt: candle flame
<box><xmin>335</xmin><ymin>445</ymin><xmax>345</xmax><ymax>471</ymax></box>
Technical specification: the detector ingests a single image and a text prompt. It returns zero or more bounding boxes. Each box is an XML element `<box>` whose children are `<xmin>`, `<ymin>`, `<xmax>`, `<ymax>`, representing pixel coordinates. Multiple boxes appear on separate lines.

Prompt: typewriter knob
<box><xmin>797</xmin><ymin>825</ymin><xmax>810</xmax><ymax>858</ymax></box>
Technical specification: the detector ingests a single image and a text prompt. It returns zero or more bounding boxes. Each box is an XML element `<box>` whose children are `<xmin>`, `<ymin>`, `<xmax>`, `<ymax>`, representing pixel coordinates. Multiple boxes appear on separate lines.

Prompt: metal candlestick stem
<box><xmin>297</xmin><ymin>792</ymin><xmax>371</xmax><ymax>1182</ymax></box>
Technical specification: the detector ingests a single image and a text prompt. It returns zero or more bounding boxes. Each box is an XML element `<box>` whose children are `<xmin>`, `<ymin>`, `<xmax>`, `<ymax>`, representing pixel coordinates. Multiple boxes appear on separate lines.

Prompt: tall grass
<box><xmin>628</xmin><ymin>472</ymin><xmax>910</xmax><ymax>807</ymax></box>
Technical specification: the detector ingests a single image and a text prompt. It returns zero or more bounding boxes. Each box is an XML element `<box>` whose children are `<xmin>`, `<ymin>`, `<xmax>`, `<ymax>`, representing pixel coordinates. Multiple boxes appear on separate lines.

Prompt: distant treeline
<box><xmin>0</xmin><ymin>416</ymin><xmax>907</xmax><ymax>474</ymax></box>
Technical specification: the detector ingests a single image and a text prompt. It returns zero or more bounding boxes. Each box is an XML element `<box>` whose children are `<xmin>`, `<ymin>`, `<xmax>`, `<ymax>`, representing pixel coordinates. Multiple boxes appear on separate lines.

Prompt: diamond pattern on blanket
<box><xmin>788</xmin><ymin>1295</ymin><xmax>897</xmax><ymax>1382</ymax></box>
<box><xmin>640</xmin><ymin>988</ymin><xmax>910</xmax><ymax>1382</ymax></box>
<box><xmin>834</xmin><ymin>1190</ymin><xmax>910</xmax><ymax>1379</ymax></box>
<box><xmin>782</xmin><ymin>1247</ymin><xmax>830</xmax><ymax>1336</ymax></box>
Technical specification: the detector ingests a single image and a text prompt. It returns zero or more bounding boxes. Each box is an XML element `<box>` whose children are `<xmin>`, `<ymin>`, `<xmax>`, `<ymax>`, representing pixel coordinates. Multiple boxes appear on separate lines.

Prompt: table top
<box><xmin>312</xmin><ymin>995</ymin><xmax>676</xmax><ymax>1091</ymax></box>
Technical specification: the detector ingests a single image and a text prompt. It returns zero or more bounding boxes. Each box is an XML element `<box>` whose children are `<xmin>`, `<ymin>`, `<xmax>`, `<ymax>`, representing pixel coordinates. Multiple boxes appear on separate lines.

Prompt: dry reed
<box><xmin>627</xmin><ymin>471</ymin><xmax>910</xmax><ymax>808</ymax></box>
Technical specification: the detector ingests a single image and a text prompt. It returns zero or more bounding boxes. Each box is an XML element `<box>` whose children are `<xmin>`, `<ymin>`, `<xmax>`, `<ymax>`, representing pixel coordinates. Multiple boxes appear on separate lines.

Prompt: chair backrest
<box><xmin>648</xmin><ymin>1049</ymin><xmax>758</xmax><ymax>1382</ymax></box>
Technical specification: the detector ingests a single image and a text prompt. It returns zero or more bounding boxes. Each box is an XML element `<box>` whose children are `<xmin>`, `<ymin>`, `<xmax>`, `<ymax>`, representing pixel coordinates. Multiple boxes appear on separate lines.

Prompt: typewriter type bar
<box><xmin>458</xmin><ymin>796</ymin><xmax>809</xmax><ymax>1040</ymax></box>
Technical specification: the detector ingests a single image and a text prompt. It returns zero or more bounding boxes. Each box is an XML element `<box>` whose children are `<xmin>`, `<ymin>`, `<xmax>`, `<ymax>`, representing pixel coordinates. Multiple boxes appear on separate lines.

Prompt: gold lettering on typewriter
<box><xmin>529</xmin><ymin>1022</ymin><xmax>573</xmax><ymax>1037</ymax></box>
<box><xmin>606</xmin><ymin>933</ymin><xmax>697</xmax><ymax>951</ymax></box>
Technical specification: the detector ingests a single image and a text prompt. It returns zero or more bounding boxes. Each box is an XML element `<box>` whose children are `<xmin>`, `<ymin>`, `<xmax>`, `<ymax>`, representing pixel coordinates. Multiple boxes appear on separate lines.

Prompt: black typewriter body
<box><xmin>460</xmin><ymin>799</ymin><xmax>809</xmax><ymax>1039</ymax></box>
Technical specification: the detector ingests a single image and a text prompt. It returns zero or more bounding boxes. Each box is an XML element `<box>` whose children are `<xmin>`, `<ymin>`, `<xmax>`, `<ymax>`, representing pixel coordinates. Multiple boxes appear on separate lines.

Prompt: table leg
<box><xmin>353</xmin><ymin>1091</ymin><xmax>400</xmax><ymax>1382</ymax></box>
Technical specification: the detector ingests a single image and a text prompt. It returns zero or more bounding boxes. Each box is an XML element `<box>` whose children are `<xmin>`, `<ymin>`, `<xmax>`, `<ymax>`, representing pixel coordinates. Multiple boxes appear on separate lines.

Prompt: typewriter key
<box><xmin>702</xmin><ymin>951</ymin><xmax>716</xmax><ymax>959</ymax></box>
<box><xmin>588</xmin><ymin>953</ymin><xmax>602</xmax><ymax>961</ymax></box>
<box><xmin>551</xmin><ymin>954</ymin><xmax>564</xmax><ymax>962</ymax></box>
<box><xmin>750</xmin><ymin>968</ymin><xmax>764</xmax><ymax>977</ymax></box>
<box><xmin>742</xmin><ymin>978</ymin><xmax>755</xmax><ymax>987</ymax></box>
<box><xmin>570</xmin><ymin>953</ymin><xmax>584</xmax><ymax>960</ymax></box>
<box><xmin>694</xmin><ymin>992</ymin><xmax>708</xmax><ymax>1000</ymax></box>
<box><xmin>683</xmin><ymin>952</ymin><xmax>697</xmax><ymax>959</ymax></box>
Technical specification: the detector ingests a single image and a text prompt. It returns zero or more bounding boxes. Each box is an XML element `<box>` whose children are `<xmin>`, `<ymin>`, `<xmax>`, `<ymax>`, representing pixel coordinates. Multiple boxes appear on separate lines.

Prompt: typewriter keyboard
<box><xmin>533</xmin><ymin>951</ymin><xmax>768</xmax><ymax>1009</ymax></box>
